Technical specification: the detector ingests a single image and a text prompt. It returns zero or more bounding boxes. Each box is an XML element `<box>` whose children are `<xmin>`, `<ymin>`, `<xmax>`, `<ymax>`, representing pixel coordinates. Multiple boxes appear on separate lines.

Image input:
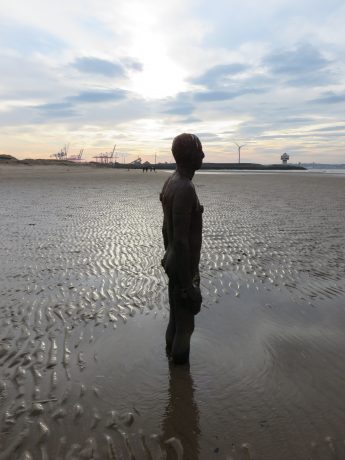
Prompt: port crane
<box><xmin>67</xmin><ymin>149</ymin><xmax>84</xmax><ymax>162</ymax></box>
<box><xmin>93</xmin><ymin>144</ymin><xmax>117</xmax><ymax>164</ymax></box>
<box><xmin>51</xmin><ymin>145</ymin><xmax>84</xmax><ymax>162</ymax></box>
<box><xmin>51</xmin><ymin>144</ymin><xmax>69</xmax><ymax>160</ymax></box>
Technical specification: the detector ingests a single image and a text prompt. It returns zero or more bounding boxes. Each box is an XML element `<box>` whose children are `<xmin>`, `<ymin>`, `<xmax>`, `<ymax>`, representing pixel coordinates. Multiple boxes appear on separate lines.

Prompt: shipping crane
<box><xmin>93</xmin><ymin>144</ymin><xmax>117</xmax><ymax>164</ymax></box>
<box><xmin>51</xmin><ymin>144</ymin><xmax>69</xmax><ymax>160</ymax></box>
<box><xmin>67</xmin><ymin>149</ymin><xmax>84</xmax><ymax>162</ymax></box>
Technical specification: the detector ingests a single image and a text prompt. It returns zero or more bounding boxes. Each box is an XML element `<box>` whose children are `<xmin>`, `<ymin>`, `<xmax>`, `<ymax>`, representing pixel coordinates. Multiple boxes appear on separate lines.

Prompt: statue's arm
<box><xmin>160</xmin><ymin>188</ymin><xmax>169</xmax><ymax>250</ymax></box>
<box><xmin>162</xmin><ymin>214</ymin><xmax>168</xmax><ymax>250</ymax></box>
<box><xmin>172</xmin><ymin>184</ymin><xmax>195</xmax><ymax>290</ymax></box>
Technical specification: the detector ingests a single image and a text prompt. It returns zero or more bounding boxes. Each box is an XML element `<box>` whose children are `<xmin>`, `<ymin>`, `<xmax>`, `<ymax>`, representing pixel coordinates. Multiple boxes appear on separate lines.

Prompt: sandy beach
<box><xmin>1</xmin><ymin>164</ymin><xmax>345</xmax><ymax>459</ymax></box>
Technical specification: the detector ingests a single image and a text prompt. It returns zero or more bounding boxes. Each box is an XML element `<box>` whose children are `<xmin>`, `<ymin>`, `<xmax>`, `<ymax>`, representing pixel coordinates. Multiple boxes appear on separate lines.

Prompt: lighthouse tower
<box><xmin>281</xmin><ymin>152</ymin><xmax>289</xmax><ymax>165</ymax></box>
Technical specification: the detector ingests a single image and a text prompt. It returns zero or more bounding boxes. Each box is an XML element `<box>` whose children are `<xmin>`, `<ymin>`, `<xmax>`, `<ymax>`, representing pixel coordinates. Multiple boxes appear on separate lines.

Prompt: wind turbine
<box><xmin>234</xmin><ymin>142</ymin><xmax>245</xmax><ymax>164</ymax></box>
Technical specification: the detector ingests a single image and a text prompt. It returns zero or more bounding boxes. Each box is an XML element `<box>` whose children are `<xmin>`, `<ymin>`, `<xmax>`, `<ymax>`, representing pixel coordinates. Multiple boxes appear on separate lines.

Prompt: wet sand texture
<box><xmin>1</xmin><ymin>165</ymin><xmax>345</xmax><ymax>459</ymax></box>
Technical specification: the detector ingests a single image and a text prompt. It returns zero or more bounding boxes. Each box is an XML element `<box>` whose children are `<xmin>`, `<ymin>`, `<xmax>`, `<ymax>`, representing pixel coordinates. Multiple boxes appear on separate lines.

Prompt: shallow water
<box><xmin>0</xmin><ymin>166</ymin><xmax>345</xmax><ymax>459</ymax></box>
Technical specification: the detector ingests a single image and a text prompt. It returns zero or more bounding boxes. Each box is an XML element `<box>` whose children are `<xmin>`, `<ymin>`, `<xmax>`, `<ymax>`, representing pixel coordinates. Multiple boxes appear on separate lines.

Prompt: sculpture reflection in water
<box><xmin>162</xmin><ymin>362</ymin><xmax>200</xmax><ymax>459</ymax></box>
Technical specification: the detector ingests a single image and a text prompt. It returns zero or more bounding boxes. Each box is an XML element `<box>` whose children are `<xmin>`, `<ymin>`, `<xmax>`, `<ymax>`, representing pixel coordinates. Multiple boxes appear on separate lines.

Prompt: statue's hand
<box><xmin>192</xmin><ymin>273</ymin><xmax>200</xmax><ymax>287</ymax></box>
<box><xmin>180</xmin><ymin>285</ymin><xmax>202</xmax><ymax>315</ymax></box>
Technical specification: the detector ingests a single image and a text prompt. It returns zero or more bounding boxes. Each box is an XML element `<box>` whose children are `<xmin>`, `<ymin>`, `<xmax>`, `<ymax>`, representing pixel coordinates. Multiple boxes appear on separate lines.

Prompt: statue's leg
<box><xmin>165</xmin><ymin>279</ymin><xmax>176</xmax><ymax>354</ymax></box>
<box><xmin>171</xmin><ymin>287</ymin><xmax>195</xmax><ymax>365</ymax></box>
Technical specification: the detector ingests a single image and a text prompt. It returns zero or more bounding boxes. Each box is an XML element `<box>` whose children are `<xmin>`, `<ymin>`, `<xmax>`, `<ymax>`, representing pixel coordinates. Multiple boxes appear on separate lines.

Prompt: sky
<box><xmin>0</xmin><ymin>0</ymin><xmax>345</xmax><ymax>164</ymax></box>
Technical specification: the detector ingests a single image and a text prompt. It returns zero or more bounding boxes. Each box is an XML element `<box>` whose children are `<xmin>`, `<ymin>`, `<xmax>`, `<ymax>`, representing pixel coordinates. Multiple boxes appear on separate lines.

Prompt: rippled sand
<box><xmin>1</xmin><ymin>164</ymin><xmax>345</xmax><ymax>460</ymax></box>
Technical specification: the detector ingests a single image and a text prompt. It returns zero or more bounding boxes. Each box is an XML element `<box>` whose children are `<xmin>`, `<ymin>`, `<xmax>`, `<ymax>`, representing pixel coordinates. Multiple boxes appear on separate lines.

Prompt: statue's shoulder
<box><xmin>172</xmin><ymin>179</ymin><xmax>198</xmax><ymax>208</ymax></box>
<box><xmin>161</xmin><ymin>175</ymin><xmax>196</xmax><ymax>205</ymax></box>
<box><xmin>160</xmin><ymin>174</ymin><xmax>174</xmax><ymax>202</ymax></box>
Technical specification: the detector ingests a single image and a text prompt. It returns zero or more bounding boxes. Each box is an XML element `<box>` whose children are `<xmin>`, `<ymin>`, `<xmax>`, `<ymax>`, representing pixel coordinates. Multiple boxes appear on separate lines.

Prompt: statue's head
<box><xmin>172</xmin><ymin>133</ymin><xmax>204</xmax><ymax>171</ymax></box>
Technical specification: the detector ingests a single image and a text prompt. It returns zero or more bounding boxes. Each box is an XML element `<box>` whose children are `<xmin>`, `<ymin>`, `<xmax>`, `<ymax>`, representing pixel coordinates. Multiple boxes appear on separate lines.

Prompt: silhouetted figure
<box><xmin>160</xmin><ymin>133</ymin><xmax>204</xmax><ymax>364</ymax></box>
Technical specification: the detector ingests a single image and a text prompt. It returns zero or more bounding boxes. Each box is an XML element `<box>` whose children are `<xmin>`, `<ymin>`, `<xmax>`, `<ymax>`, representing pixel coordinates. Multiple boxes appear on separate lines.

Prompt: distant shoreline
<box><xmin>0</xmin><ymin>155</ymin><xmax>306</xmax><ymax>171</ymax></box>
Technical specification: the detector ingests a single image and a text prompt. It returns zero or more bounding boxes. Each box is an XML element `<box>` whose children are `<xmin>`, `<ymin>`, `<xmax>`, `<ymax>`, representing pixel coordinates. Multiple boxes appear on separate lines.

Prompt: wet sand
<box><xmin>1</xmin><ymin>164</ymin><xmax>345</xmax><ymax>459</ymax></box>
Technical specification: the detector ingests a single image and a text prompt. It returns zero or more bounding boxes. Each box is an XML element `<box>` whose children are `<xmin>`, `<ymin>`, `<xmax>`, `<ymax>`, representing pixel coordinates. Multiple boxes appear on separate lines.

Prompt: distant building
<box><xmin>129</xmin><ymin>157</ymin><xmax>142</xmax><ymax>166</ymax></box>
<box><xmin>281</xmin><ymin>152</ymin><xmax>289</xmax><ymax>165</ymax></box>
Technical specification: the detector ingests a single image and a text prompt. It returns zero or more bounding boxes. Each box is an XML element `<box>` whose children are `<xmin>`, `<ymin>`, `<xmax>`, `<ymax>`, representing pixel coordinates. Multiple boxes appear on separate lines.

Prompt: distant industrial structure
<box><xmin>281</xmin><ymin>152</ymin><xmax>289</xmax><ymax>164</ymax></box>
<box><xmin>51</xmin><ymin>145</ymin><xmax>84</xmax><ymax>162</ymax></box>
<box><xmin>129</xmin><ymin>157</ymin><xmax>142</xmax><ymax>166</ymax></box>
<box><xmin>234</xmin><ymin>141</ymin><xmax>245</xmax><ymax>164</ymax></box>
<box><xmin>51</xmin><ymin>145</ymin><xmax>68</xmax><ymax>161</ymax></box>
<box><xmin>93</xmin><ymin>144</ymin><xmax>118</xmax><ymax>164</ymax></box>
<box><xmin>67</xmin><ymin>149</ymin><xmax>83</xmax><ymax>162</ymax></box>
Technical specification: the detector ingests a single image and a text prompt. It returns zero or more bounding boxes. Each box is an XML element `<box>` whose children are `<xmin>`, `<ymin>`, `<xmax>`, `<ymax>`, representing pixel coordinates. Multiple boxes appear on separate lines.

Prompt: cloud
<box><xmin>179</xmin><ymin>116</ymin><xmax>202</xmax><ymax>123</ymax></box>
<box><xmin>30</xmin><ymin>88</ymin><xmax>132</xmax><ymax>121</ymax></box>
<box><xmin>0</xmin><ymin>54</ymin><xmax>74</xmax><ymax>108</ymax></box>
<box><xmin>122</xmin><ymin>58</ymin><xmax>143</xmax><ymax>72</ymax></box>
<box><xmin>264</xmin><ymin>44</ymin><xmax>330</xmax><ymax>74</ymax></box>
<box><xmin>191</xmin><ymin>63</ymin><xmax>248</xmax><ymax>87</ymax></box>
<box><xmin>286</xmin><ymin>75</ymin><xmax>334</xmax><ymax>87</ymax></box>
<box><xmin>186</xmin><ymin>62</ymin><xmax>272</xmax><ymax>106</ymax></box>
<box><xmin>162</xmin><ymin>104</ymin><xmax>195</xmax><ymax>115</ymax></box>
<box><xmin>160</xmin><ymin>93</ymin><xmax>195</xmax><ymax>116</ymax></box>
<box><xmin>193</xmin><ymin>90</ymin><xmax>238</xmax><ymax>102</ymax></box>
<box><xmin>1</xmin><ymin>0</ymin><xmax>345</xmax><ymax>162</ymax></box>
<box><xmin>263</xmin><ymin>43</ymin><xmax>334</xmax><ymax>86</ymax></box>
<box><xmin>195</xmin><ymin>132</ymin><xmax>220</xmax><ymax>140</ymax></box>
<box><xmin>311</xmin><ymin>91</ymin><xmax>345</xmax><ymax>104</ymax></box>
<box><xmin>36</xmin><ymin>102</ymin><xmax>73</xmax><ymax>111</ymax></box>
<box><xmin>72</xmin><ymin>57</ymin><xmax>125</xmax><ymax>77</ymax></box>
<box><xmin>282</xmin><ymin>117</ymin><xmax>318</xmax><ymax>125</ymax></box>
<box><xmin>233</xmin><ymin>114</ymin><xmax>339</xmax><ymax>140</ymax></box>
<box><xmin>193</xmin><ymin>88</ymin><xmax>266</xmax><ymax>102</ymax></box>
<box><xmin>33</xmin><ymin>102</ymin><xmax>78</xmax><ymax>119</ymax></box>
<box><xmin>69</xmin><ymin>89</ymin><xmax>128</xmax><ymax>103</ymax></box>
<box><xmin>314</xmin><ymin>124</ymin><xmax>345</xmax><ymax>132</ymax></box>
<box><xmin>0</xmin><ymin>20</ymin><xmax>66</xmax><ymax>55</ymax></box>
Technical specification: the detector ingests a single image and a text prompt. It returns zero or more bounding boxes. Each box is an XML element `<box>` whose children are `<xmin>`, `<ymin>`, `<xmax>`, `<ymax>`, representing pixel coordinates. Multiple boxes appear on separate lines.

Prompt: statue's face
<box><xmin>192</xmin><ymin>139</ymin><xmax>205</xmax><ymax>171</ymax></box>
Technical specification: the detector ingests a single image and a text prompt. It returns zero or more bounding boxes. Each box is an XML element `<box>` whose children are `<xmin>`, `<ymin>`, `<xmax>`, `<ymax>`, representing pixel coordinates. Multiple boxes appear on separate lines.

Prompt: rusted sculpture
<box><xmin>160</xmin><ymin>133</ymin><xmax>204</xmax><ymax>364</ymax></box>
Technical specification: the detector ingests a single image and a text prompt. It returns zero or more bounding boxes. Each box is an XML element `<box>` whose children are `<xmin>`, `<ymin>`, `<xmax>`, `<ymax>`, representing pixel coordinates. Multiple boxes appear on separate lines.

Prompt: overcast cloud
<box><xmin>0</xmin><ymin>0</ymin><xmax>344</xmax><ymax>163</ymax></box>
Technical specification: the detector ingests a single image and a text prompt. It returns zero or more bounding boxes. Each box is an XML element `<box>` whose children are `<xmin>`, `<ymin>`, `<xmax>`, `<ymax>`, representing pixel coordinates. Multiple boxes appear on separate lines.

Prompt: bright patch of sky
<box><xmin>0</xmin><ymin>0</ymin><xmax>345</xmax><ymax>163</ymax></box>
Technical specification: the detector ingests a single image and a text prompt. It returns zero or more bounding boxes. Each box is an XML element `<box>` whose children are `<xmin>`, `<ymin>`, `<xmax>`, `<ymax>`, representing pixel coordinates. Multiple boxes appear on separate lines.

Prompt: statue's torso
<box><xmin>160</xmin><ymin>173</ymin><xmax>203</xmax><ymax>279</ymax></box>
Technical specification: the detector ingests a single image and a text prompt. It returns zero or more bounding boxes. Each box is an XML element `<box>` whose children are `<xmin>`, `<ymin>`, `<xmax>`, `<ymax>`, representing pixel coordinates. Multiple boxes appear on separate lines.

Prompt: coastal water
<box><xmin>163</xmin><ymin>168</ymin><xmax>345</xmax><ymax>176</ymax></box>
<box><xmin>306</xmin><ymin>168</ymin><xmax>345</xmax><ymax>175</ymax></box>
<box><xmin>0</xmin><ymin>165</ymin><xmax>345</xmax><ymax>459</ymax></box>
<box><xmin>196</xmin><ymin>169</ymin><xmax>345</xmax><ymax>175</ymax></box>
